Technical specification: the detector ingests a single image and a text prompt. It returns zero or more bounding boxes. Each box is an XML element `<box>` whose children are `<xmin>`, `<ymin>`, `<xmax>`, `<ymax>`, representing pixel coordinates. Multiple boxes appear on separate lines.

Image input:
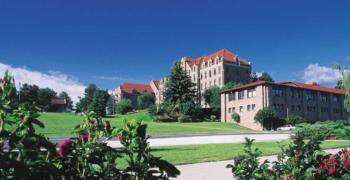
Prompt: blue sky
<box><xmin>0</xmin><ymin>0</ymin><xmax>350</xmax><ymax>101</ymax></box>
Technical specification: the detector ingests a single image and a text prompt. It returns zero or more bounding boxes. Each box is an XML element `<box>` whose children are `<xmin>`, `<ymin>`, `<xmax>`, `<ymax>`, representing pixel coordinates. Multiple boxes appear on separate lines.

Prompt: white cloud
<box><xmin>0</xmin><ymin>62</ymin><xmax>85</xmax><ymax>103</ymax></box>
<box><xmin>302</xmin><ymin>64</ymin><xmax>342</xmax><ymax>85</ymax></box>
<box><xmin>346</xmin><ymin>56</ymin><xmax>350</xmax><ymax>61</ymax></box>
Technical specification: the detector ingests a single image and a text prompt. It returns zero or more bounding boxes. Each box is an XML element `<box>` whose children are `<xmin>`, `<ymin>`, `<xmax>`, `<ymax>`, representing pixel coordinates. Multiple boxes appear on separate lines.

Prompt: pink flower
<box><xmin>328</xmin><ymin>167</ymin><xmax>335</xmax><ymax>175</ymax></box>
<box><xmin>58</xmin><ymin>139</ymin><xmax>73</xmax><ymax>159</ymax></box>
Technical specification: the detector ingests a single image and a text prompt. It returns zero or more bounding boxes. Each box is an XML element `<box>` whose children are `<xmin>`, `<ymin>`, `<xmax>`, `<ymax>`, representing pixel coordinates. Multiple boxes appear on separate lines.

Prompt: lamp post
<box><xmin>18</xmin><ymin>82</ymin><xmax>21</xmax><ymax>102</ymax></box>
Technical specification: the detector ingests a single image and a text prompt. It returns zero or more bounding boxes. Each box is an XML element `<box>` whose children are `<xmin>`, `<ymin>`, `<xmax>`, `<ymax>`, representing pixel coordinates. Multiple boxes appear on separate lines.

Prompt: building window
<box><xmin>239</xmin><ymin>106</ymin><xmax>243</xmax><ymax>112</ymax></box>
<box><xmin>272</xmin><ymin>88</ymin><xmax>284</xmax><ymax>97</ymax></box>
<box><xmin>252</xmin><ymin>104</ymin><xmax>256</xmax><ymax>111</ymax></box>
<box><xmin>219</xmin><ymin>78</ymin><xmax>221</xmax><ymax>85</ymax></box>
<box><xmin>247</xmin><ymin>89</ymin><xmax>256</xmax><ymax>98</ymax></box>
<box><xmin>333</xmin><ymin>96</ymin><xmax>339</xmax><ymax>102</ymax></box>
<box><xmin>228</xmin><ymin>108</ymin><xmax>232</xmax><ymax>113</ymax></box>
<box><xmin>228</xmin><ymin>93</ymin><xmax>235</xmax><ymax>101</ymax></box>
<box><xmin>238</xmin><ymin>91</ymin><xmax>245</xmax><ymax>99</ymax></box>
<box><xmin>321</xmin><ymin>107</ymin><xmax>329</xmax><ymax>113</ymax></box>
<box><xmin>320</xmin><ymin>94</ymin><xmax>328</xmax><ymax>102</ymax></box>
<box><xmin>247</xmin><ymin>105</ymin><xmax>251</xmax><ymax>111</ymax></box>
<box><xmin>232</xmin><ymin>107</ymin><xmax>236</xmax><ymax>112</ymax></box>
<box><xmin>214</xmin><ymin>69</ymin><xmax>216</xmax><ymax>76</ymax></box>
<box><xmin>205</xmin><ymin>72</ymin><xmax>207</xmax><ymax>79</ymax></box>
<box><xmin>218</xmin><ymin>67</ymin><xmax>221</xmax><ymax>74</ymax></box>
<box><xmin>209</xmin><ymin>71</ymin><xmax>212</xmax><ymax>78</ymax></box>
<box><xmin>306</xmin><ymin>91</ymin><xmax>315</xmax><ymax>101</ymax></box>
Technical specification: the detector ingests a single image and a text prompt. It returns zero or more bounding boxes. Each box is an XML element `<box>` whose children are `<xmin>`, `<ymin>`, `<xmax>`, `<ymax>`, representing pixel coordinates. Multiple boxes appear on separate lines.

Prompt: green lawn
<box><xmin>37</xmin><ymin>111</ymin><xmax>252</xmax><ymax>138</ymax></box>
<box><xmin>151</xmin><ymin>140</ymin><xmax>350</xmax><ymax>165</ymax></box>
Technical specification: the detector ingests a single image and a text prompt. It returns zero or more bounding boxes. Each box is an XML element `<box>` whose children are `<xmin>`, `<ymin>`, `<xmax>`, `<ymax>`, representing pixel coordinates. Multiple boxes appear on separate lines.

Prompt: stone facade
<box><xmin>221</xmin><ymin>81</ymin><xmax>347</xmax><ymax>131</ymax></box>
<box><xmin>153</xmin><ymin>49</ymin><xmax>252</xmax><ymax>107</ymax></box>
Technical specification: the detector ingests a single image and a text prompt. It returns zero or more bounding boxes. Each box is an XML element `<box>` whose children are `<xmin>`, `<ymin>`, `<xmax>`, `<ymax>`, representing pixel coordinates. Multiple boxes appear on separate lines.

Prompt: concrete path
<box><xmin>105</xmin><ymin>133</ymin><xmax>291</xmax><ymax>148</ymax></box>
<box><xmin>174</xmin><ymin>148</ymin><xmax>347</xmax><ymax>180</ymax></box>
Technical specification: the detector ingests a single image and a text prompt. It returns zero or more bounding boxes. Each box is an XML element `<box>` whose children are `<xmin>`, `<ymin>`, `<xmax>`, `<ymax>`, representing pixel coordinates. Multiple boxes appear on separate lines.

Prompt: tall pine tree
<box><xmin>163</xmin><ymin>62</ymin><xmax>196</xmax><ymax>115</ymax></box>
<box><xmin>89</xmin><ymin>89</ymin><xmax>109</xmax><ymax>117</ymax></box>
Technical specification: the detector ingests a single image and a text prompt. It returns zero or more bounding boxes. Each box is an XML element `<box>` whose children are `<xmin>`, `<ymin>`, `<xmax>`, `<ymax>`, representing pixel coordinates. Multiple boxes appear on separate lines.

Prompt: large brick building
<box><xmin>221</xmin><ymin>80</ymin><xmax>347</xmax><ymax>130</ymax></box>
<box><xmin>114</xmin><ymin>83</ymin><xmax>154</xmax><ymax>110</ymax></box>
<box><xmin>154</xmin><ymin>49</ymin><xmax>252</xmax><ymax>107</ymax></box>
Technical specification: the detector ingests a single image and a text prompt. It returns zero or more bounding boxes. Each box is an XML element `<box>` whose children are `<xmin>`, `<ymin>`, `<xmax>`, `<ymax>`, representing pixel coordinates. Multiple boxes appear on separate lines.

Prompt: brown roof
<box><xmin>51</xmin><ymin>98</ymin><xmax>66</xmax><ymax>105</ymax></box>
<box><xmin>221</xmin><ymin>80</ymin><xmax>346</xmax><ymax>95</ymax></box>
<box><xmin>185</xmin><ymin>49</ymin><xmax>250</xmax><ymax>67</ymax></box>
<box><xmin>121</xmin><ymin>83</ymin><xmax>154</xmax><ymax>94</ymax></box>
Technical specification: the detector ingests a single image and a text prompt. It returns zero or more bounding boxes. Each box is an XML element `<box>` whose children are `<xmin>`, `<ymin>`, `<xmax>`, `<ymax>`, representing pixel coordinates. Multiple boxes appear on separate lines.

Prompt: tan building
<box><xmin>153</xmin><ymin>49</ymin><xmax>252</xmax><ymax>107</ymax></box>
<box><xmin>150</xmin><ymin>80</ymin><xmax>161</xmax><ymax>106</ymax></box>
<box><xmin>114</xmin><ymin>83</ymin><xmax>154</xmax><ymax>110</ymax></box>
<box><xmin>221</xmin><ymin>80</ymin><xmax>347</xmax><ymax>130</ymax></box>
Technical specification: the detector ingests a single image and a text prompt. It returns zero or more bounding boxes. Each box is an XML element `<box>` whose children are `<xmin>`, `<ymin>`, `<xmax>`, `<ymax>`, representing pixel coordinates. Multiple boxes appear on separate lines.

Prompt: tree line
<box><xmin>76</xmin><ymin>84</ymin><xmax>111</xmax><ymax>117</ymax></box>
<box><xmin>17</xmin><ymin>83</ymin><xmax>73</xmax><ymax>112</ymax></box>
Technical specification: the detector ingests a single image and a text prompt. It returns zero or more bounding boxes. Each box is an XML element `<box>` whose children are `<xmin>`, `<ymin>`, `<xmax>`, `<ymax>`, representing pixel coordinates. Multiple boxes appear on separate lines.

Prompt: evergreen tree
<box><xmin>77</xmin><ymin>84</ymin><xmax>97</xmax><ymax>112</ymax></box>
<box><xmin>58</xmin><ymin>91</ymin><xmax>73</xmax><ymax>110</ymax></box>
<box><xmin>250</xmin><ymin>72</ymin><xmax>259</xmax><ymax>82</ymax></box>
<box><xmin>19</xmin><ymin>83</ymin><xmax>40</xmax><ymax>104</ymax></box>
<box><xmin>89</xmin><ymin>89</ymin><xmax>109</xmax><ymax>117</ymax></box>
<box><xmin>38</xmin><ymin>88</ymin><xmax>57</xmax><ymax>111</ymax></box>
<box><xmin>221</xmin><ymin>82</ymin><xmax>241</xmax><ymax>91</ymax></box>
<box><xmin>258</xmin><ymin>72</ymin><xmax>274</xmax><ymax>82</ymax></box>
<box><xmin>163</xmin><ymin>62</ymin><xmax>196</xmax><ymax>115</ymax></box>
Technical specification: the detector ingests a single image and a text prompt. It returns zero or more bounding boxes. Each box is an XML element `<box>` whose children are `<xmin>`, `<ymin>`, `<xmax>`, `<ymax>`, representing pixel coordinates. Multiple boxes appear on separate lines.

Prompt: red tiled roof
<box><xmin>121</xmin><ymin>83</ymin><xmax>154</xmax><ymax>94</ymax></box>
<box><xmin>221</xmin><ymin>80</ymin><xmax>346</xmax><ymax>95</ymax></box>
<box><xmin>185</xmin><ymin>49</ymin><xmax>250</xmax><ymax>67</ymax></box>
<box><xmin>279</xmin><ymin>82</ymin><xmax>346</xmax><ymax>95</ymax></box>
<box><xmin>152</xmin><ymin>80</ymin><xmax>160</xmax><ymax>89</ymax></box>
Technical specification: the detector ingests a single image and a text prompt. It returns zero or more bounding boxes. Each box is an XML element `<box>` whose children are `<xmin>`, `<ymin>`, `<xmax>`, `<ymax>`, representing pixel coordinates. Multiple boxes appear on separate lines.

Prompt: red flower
<box><xmin>58</xmin><ymin>139</ymin><xmax>73</xmax><ymax>159</ymax></box>
<box><xmin>280</xmin><ymin>176</ymin><xmax>284</xmax><ymax>180</ymax></box>
<box><xmin>344</xmin><ymin>160</ymin><xmax>350</xmax><ymax>167</ymax></box>
<box><xmin>79</xmin><ymin>134</ymin><xmax>89</xmax><ymax>143</ymax></box>
<box><xmin>328</xmin><ymin>167</ymin><xmax>335</xmax><ymax>175</ymax></box>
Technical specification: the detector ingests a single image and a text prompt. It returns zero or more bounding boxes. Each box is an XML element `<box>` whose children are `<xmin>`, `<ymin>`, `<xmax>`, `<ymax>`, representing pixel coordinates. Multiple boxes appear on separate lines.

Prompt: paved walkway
<box><xmin>174</xmin><ymin>148</ymin><xmax>347</xmax><ymax>180</ymax></box>
<box><xmin>106</xmin><ymin>133</ymin><xmax>291</xmax><ymax>148</ymax></box>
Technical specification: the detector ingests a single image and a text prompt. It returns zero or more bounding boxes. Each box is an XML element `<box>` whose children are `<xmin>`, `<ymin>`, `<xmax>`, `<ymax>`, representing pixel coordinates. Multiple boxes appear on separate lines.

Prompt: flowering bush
<box><xmin>0</xmin><ymin>71</ymin><xmax>180</xmax><ymax>179</ymax></box>
<box><xmin>315</xmin><ymin>149</ymin><xmax>350</xmax><ymax>179</ymax></box>
<box><xmin>228</xmin><ymin>132</ymin><xmax>350</xmax><ymax>180</ymax></box>
<box><xmin>226</xmin><ymin>138</ymin><xmax>273</xmax><ymax>180</ymax></box>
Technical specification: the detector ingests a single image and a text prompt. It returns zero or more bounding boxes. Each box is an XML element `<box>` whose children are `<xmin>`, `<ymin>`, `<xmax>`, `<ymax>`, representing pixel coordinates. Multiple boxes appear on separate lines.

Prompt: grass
<box><xmin>150</xmin><ymin>140</ymin><xmax>350</xmax><ymax>165</ymax></box>
<box><xmin>37</xmin><ymin>111</ymin><xmax>252</xmax><ymax>138</ymax></box>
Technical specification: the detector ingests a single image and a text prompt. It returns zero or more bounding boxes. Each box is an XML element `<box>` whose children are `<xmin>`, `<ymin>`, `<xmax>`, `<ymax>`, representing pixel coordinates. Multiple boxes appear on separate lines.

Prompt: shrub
<box><xmin>177</xmin><ymin>115</ymin><xmax>192</xmax><ymax>123</ymax></box>
<box><xmin>254</xmin><ymin>108</ymin><xmax>282</xmax><ymax>130</ymax></box>
<box><xmin>285</xmin><ymin>115</ymin><xmax>306</xmax><ymax>125</ymax></box>
<box><xmin>231</xmin><ymin>112</ymin><xmax>240</xmax><ymax>123</ymax></box>
<box><xmin>116</xmin><ymin>99</ymin><xmax>132</xmax><ymax>115</ymax></box>
<box><xmin>113</xmin><ymin>120</ymin><xmax>180</xmax><ymax>179</ymax></box>
<box><xmin>137</xmin><ymin>91</ymin><xmax>155</xmax><ymax>109</ymax></box>
<box><xmin>295</xmin><ymin>121</ymin><xmax>350</xmax><ymax>140</ymax></box>
<box><xmin>228</xmin><ymin>129</ymin><xmax>350</xmax><ymax>179</ymax></box>
<box><xmin>147</xmin><ymin>105</ymin><xmax>157</xmax><ymax>117</ymax></box>
<box><xmin>0</xmin><ymin>72</ymin><xmax>180</xmax><ymax>179</ymax></box>
<box><xmin>210</xmin><ymin>115</ymin><xmax>218</xmax><ymax>122</ymax></box>
<box><xmin>227</xmin><ymin>138</ymin><xmax>272</xmax><ymax>179</ymax></box>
